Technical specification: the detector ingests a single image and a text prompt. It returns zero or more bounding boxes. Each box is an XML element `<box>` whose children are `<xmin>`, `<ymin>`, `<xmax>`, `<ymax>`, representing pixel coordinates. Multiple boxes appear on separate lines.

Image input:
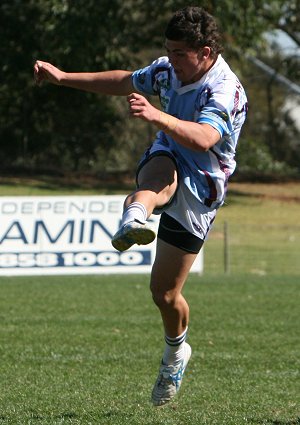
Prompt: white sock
<box><xmin>121</xmin><ymin>202</ymin><xmax>147</xmax><ymax>226</ymax></box>
<box><xmin>163</xmin><ymin>327</ymin><xmax>188</xmax><ymax>365</ymax></box>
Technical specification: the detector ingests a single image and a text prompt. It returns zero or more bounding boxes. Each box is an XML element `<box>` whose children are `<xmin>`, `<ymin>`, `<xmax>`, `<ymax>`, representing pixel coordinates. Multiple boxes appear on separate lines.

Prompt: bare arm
<box><xmin>172</xmin><ymin>122</ymin><xmax>219</xmax><ymax>151</ymax></box>
<box><xmin>128</xmin><ymin>93</ymin><xmax>220</xmax><ymax>152</ymax></box>
<box><xmin>34</xmin><ymin>61</ymin><xmax>134</xmax><ymax>96</ymax></box>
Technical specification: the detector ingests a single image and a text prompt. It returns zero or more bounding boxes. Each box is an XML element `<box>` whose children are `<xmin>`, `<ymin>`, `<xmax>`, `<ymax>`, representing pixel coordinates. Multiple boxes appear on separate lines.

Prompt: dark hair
<box><xmin>165</xmin><ymin>6</ymin><xmax>223</xmax><ymax>58</ymax></box>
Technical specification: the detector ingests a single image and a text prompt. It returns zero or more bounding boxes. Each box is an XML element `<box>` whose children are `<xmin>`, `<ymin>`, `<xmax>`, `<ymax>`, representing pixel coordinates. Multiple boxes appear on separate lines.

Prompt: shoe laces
<box><xmin>159</xmin><ymin>361</ymin><xmax>184</xmax><ymax>390</ymax></box>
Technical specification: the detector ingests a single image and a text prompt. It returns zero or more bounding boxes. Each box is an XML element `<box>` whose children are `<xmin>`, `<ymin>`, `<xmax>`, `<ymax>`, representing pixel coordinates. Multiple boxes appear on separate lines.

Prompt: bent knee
<box><xmin>150</xmin><ymin>282</ymin><xmax>177</xmax><ymax>308</ymax></box>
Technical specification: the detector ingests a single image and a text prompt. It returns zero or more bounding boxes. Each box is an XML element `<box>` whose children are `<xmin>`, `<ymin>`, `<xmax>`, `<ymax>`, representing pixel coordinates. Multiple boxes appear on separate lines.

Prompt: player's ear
<box><xmin>199</xmin><ymin>46</ymin><xmax>211</xmax><ymax>60</ymax></box>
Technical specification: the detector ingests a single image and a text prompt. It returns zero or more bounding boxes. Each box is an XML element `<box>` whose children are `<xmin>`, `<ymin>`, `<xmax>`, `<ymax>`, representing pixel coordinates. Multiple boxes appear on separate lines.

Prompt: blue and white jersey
<box><xmin>132</xmin><ymin>55</ymin><xmax>248</xmax><ymax>211</ymax></box>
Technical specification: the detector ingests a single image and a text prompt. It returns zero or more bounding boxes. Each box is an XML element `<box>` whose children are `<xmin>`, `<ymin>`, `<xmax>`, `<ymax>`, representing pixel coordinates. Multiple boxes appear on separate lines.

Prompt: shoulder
<box><xmin>132</xmin><ymin>57</ymin><xmax>173</xmax><ymax>94</ymax></box>
<box><xmin>217</xmin><ymin>56</ymin><xmax>246</xmax><ymax>91</ymax></box>
<box><xmin>150</xmin><ymin>56</ymin><xmax>171</xmax><ymax>68</ymax></box>
<box><xmin>134</xmin><ymin>56</ymin><xmax>171</xmax><ymax>74</ymax></box>
<box><xmin>205</xmin><ymin>56</ymin><xmax>246</xmax><ymax>103</ymax></box>
<box><xmin>146</xmin><ymin>56</ymin><xmax>172</xmax><ymax>78</ymax></box>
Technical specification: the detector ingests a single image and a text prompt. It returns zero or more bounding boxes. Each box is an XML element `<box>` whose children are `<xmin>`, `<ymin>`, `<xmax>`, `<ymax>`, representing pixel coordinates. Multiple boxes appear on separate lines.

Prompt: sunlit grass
<box><xmin>0</xmin><ymin>274</ymin><xmax>299</xmax><ymax>424</ymax></box>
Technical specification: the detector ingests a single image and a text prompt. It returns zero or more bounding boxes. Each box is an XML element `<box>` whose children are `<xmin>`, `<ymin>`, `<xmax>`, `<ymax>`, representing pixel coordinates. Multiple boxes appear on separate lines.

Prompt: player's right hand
<box><xmin>34</xmin><ymin>61</ymin><xmax>65</xmax><ymax>86</ymax></box>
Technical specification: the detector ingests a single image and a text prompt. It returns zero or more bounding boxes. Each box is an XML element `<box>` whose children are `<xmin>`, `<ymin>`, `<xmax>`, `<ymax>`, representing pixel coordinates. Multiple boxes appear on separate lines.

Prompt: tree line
<box><xmin>1</xmin><ymin>0</ymin><xmax>299</xmax><ymax>180</ymax></box>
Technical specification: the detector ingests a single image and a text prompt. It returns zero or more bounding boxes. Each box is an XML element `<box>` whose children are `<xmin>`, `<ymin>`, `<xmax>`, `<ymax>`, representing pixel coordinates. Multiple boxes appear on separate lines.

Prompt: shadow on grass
<box><xmin>0</xmin><ymin>173</ymin><xmax>135</xmax><ymax>194</ymax></box>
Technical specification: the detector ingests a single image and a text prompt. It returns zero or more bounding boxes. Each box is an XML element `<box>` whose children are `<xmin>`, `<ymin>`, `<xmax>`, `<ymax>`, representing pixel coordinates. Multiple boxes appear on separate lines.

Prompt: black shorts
<box><xmin>157</xmin><ymin>213</ymin><xmax>204</xmax><ymax>254</ymax></box>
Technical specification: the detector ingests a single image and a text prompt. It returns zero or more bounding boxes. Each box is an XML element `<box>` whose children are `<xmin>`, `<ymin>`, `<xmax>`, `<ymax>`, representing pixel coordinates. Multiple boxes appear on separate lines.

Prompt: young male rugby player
<box><xmin>34</xmin><ymin>6</ymin><xmax>247</xmax><ymax>406</ymax></box>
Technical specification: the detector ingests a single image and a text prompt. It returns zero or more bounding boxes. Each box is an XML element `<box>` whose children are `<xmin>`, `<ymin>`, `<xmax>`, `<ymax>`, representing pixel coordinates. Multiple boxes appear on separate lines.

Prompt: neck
<box><xmin>183</xmin><ymin>56</ymin><xmax>218</xmax><ymax>86</ymax></box>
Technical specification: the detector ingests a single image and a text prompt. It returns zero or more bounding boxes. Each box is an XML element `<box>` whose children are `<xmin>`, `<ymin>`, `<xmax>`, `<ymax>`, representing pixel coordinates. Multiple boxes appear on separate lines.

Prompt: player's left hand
<box><xmin>127</xmin><ymin>93</ymin><xmax>160</xmax><ymax>123</ymax></box>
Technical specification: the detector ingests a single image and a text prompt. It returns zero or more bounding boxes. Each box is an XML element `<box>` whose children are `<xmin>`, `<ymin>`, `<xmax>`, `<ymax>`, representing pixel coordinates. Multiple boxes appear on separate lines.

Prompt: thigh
<box><xmin>137</xmin><ymin>155</ymin><xmax>178</xmax><ymax>210</ymax></box>
<box><xmin>137</xmin><ymin>155</ymin><xmax>177</xmax><ymax>192</ymax></box>
<box><xmin>150</xmin><ymin>237</ymin><xmax>198</xmax><ymax>295</ymax></box>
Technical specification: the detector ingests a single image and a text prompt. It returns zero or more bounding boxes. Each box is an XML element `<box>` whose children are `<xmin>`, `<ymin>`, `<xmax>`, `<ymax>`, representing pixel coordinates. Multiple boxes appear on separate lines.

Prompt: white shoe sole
<box><xmin>111</xmin><ymin>223</ymin><xmax>156</xmax><ymax>252</ymax></box>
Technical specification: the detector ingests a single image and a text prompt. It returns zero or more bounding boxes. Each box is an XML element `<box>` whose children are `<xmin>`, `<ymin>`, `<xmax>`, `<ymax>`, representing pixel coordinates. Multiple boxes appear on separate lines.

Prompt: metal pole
<box><xmin>246</xmin><ymin>54</ymin><xmax>300</xmax><ymax>96</ymax></box>
<box><xmin>224</xmin><ymin>221</ymin><xmax>230</xmax><ymax>274</ymax></box>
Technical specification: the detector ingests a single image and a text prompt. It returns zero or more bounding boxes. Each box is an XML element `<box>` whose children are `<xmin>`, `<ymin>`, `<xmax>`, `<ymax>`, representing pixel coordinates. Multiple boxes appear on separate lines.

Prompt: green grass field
<box><xmin>0</xmin><ymin>274</ymin><xmax>299</xmax><ymax>424</ymax></box>
<box><xmin>0</xmin><ymin>180</ymin><xmax>299</xmax><ymax>424</ymax></box>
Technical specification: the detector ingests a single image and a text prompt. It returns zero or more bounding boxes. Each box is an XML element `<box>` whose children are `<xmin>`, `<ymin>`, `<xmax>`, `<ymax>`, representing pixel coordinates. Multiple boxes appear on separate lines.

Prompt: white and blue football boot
<box><xmin>151</xmin><ymin>342</ymin><xmax>192</xmax><ymax>406</ymax></box>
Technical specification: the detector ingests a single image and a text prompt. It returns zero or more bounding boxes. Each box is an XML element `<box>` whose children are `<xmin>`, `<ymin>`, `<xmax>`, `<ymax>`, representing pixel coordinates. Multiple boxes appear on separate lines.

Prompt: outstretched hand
<box><xmin>34</xmin><ymin>61</ymin><xmax>65</xmax><ymax>86</ymax></box>
<box><xmin>127</xmin><ymin>93</ymin><xmax>160</xmax><ymax>124</ymax></box>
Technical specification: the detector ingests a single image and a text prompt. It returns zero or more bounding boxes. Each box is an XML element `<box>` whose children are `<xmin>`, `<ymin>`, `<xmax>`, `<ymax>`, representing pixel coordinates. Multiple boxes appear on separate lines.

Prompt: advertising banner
<box><xmin>0</xmin><ymin>196</ymin><xmax>203</xmax><ymax>276</ymax></box>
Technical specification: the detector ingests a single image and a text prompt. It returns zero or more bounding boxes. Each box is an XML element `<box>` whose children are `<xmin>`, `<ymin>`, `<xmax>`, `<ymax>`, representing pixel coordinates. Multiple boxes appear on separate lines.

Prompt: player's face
<box><xmin>165</xmin><ymin>39</ymin><xmax>213</xmax><ymax>85</ymax></box>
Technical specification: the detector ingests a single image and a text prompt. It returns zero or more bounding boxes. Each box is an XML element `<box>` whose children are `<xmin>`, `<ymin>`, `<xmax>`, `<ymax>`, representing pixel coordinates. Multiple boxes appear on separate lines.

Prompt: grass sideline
<box><xmin>0</xmin><ymin>176</ymin><xmax>300</xmax><ymax>199</ymax></box>
<box><xmin>0</xmin><ymin>274</ymin><xmax>299</xmax><ymax>425</ymax></box>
